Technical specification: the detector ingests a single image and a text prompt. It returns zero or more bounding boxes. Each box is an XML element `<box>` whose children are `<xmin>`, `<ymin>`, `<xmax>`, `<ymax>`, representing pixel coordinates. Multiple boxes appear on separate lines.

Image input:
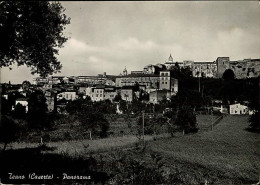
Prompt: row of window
<box><xmin>161</xmin><ymin>73</ymin><xmax>169</xmax><ymax>76</ymax></box>
<box><xmin>92</xmin><ymin>94</ymin><xmax>115</xmax><ymax>98</ymax></box>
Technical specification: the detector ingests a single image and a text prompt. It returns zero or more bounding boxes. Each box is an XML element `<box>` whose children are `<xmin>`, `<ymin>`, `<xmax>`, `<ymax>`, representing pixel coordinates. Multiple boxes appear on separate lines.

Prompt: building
<box><xmin>216</xmin><ymin>57</ymin><xmax>230</xmax><ymax>78</ymax></box>
<box><xmin>86</xmin><ymin>85</ymin><xmax>117</xmax><ymax>102</ymax></box>
<box><xmin>45</xmin><ymin>90</ymin><xmax>57</xmax><ymax>112</ymax></box>
<box><xmin>15</xmin><ymin>98</ymin><xmax>29</xmax><ymax>112</ymax></box>
<box><xmin>149</xmin><ymin>90</ymin><xmax>171</xmax><ymax>104</ymax></box>
<box><xmin>120</xmin><ymin>88</ymin><xmax>134</xmax><ymax>102</ymax></box>
<box><xmin>57</xmin><ymin>91</ymin><xmax>78</xmax><ymax>101</ymax></box>
<box><xmin>229</xmin><ymin>103</ymin><xmax>248</xmax><ymax>115</ymax></box>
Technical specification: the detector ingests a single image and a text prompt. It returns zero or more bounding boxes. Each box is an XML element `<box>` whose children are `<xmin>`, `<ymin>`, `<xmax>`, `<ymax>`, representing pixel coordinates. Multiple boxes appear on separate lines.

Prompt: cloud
<box><xmin>116</xmin><ymin>37</ymin><xmax>156</xmax><ymax>51</ymax></box>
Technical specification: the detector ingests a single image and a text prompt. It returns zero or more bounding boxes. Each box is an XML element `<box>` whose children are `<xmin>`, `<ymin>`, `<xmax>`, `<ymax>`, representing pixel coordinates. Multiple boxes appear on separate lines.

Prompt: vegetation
<box><xmin>0</xmin><ymin>1</ymin><xmax>70</xmax><ymax>77</ymax></box>
<box><xmin>27</xmin><ymin>90</ymin><xmax>49</xmax><ymax>129</ymax></box>
<box><xmin>247</xmin><ymin>112</ymin><xmax>260</xmax><ymax>133</ymax></box>
<box><xmin>0</xmin><ymin>115</ymin><xmax>20</xmax><ymax>151</ymax></box>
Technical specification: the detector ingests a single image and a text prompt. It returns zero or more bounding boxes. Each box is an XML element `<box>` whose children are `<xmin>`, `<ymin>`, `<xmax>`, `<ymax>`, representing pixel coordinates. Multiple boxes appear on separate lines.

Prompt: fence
<box><xmin>201</xmin><ymin>114</ymin><xmax>225</xmax><ymax>131</ymax></box>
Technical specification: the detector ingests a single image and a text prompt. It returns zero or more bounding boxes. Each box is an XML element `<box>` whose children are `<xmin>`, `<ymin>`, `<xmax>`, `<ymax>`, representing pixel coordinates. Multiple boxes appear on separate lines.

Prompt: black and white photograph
<box><xmin>0</xmin><ymin>1</ymin><xmax>259</xmax><ymax>185</ymax></box>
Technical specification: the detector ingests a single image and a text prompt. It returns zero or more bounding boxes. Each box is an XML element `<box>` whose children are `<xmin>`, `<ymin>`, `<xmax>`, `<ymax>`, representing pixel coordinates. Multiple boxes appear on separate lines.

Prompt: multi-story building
<box><xmin>148</xmin><ymin>54</ymin><xmax>260</xmax><ymax>79</ymax></box>
<box><xmin>86</xmin><ymin>85</ymin><xmax>117</xmax><ymax>102</ymax></box>
<box><xmin>57</xmin><ymin>91</ymin><xmax>78</xmax><ymax>101</ymax></box>
<box><xmin>116</xmin><ymin>69</ymin><xmax>178</xmax><ymax>94</ymax></box>
<box><xmin>115</xmin><ymin>74</ymin><xmax>160</xmax><ymax>91</ymax></box>
<box><xmin>120</xmin><ymin>88</ymin><xmax>134</xmax><ymax>102</ymax></box>
<box><xmin>149</xmin><ymin>90</ymin><xmax>172</xmax><ymax>104</ymax></box>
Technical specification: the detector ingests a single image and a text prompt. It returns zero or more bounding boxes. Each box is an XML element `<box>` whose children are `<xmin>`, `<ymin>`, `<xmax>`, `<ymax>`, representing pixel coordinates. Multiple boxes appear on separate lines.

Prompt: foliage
<box><xmin>223</xmin><ymin>69</ymin><xmax>235</xmax><ymax>81</ymax></box>
<box><xmin>27</xmin><ymin>90</ymin><xmax>49</xmax><ymax>129</ymax></box>
<box><xmin>175</xmin><ymin>106</ymin><xmax>198</xmax><ymax>134</ymax></box>
<box><xmin>119</xmin><ymin>100</ymin><xmax>128</xmax><ymax>113</ymax></box>
<box><xmin>138</xmin><ymin>89</ymin><xmax>149</xmax><ymax>101</ymax></box>
<box><xmin>113</xmin><ymin>94</ymin><xmax>122</xmax><ymax>102</ymax></box>
<box><xmin>0</xmin><ymin>1</ymin><xmax>70</xmax><ymax>77</ymax></box>
<box><xmin>79</xmin><ymin>111</ymin><xmax>109</xmax><ymax>138</ymax></box>
<box><xmin>247</xmin><ymin>111</ymin><xmax>260</xmax><ymax>133</ymax></box>
<box><xmin>65</xmin><ymin>98</ymin><xmax>91</xmax><ymax>114</ymax></box>
<box><xmin>1</xmin><ymin>97</ymin><xmax>10</xmax><ymax>115</ymax></box>
<box><xmin>0</xmin><ymin>115</ymin><xmax>20</xmax><ymax>151</ymax></box>
<box><xmin>12</xmin><ymin>103</ymin><xmax>26</xmax><ymax>119</ymax></box>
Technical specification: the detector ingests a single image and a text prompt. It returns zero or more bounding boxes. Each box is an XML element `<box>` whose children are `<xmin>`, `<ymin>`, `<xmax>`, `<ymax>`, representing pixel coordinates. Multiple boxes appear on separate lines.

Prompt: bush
<box><xmin>0</xmin><ymin>115</ymin><xmax>20</xmax><ymax>151</ymax></box>
<box><xmin>247</xmin><ymin>111</ymin><xmax>260</xmax><ymax>133</ymax></box>
<box><xmin>175</xmin><ymin>106</ymin><xmax>198</xmax><ymax>134</ymax></box>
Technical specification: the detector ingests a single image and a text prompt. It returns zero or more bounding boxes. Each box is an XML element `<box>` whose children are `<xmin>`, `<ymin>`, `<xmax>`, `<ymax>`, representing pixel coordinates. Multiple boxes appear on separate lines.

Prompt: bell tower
<box><xmin>123</xmin><ymin>66</ymin><xmax>128</xmax><ymax>76</ymax></box>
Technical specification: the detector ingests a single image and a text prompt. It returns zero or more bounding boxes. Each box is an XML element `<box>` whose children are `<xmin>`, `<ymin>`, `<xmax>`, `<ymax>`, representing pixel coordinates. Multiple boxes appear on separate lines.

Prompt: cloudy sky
<box><xmin>1</xmin><ymin>1</ymin><xmax>260</xmax><ymax>83</ymax></box>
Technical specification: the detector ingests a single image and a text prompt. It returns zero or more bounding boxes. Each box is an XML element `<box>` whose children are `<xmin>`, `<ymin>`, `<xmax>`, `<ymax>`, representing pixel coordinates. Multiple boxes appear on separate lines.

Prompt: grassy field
<box><xmin>143</xmin><ymin>115</ymin><xmax>260</xmax><ymax>184</ymax></box>
<box><xmin>2</xmin><ymin>114</ymin><xmax>259</xmax><ymax>184</ymax></box>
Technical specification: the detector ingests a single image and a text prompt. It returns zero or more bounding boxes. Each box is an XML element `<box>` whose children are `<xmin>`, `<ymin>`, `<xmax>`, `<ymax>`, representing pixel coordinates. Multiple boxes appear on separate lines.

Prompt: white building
<box><xmin>15</xmin><ymin>98</ymin><xmax>29</xmax><ymax>112</ymax></box>
<box><xmin>57</xmin><ymin>91</ymin><xmax>78</xmax><ymax>101</ymax></box>
<box><xmin>229</xmin><ymin>103</ymin><xmax>248</xmax><ymax>115</ymax></box>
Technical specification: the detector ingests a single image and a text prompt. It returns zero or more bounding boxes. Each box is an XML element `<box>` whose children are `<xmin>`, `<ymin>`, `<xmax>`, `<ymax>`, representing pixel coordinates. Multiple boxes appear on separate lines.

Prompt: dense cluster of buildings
<box><xmin>1</xmin><ymin>55</ymin><xmax>259</xmax><ymax>114</ymax></box>
<box><xmin>142</xmin><ymin>55</ymin><xmax>260</xmax><ymax>78</ymax></box>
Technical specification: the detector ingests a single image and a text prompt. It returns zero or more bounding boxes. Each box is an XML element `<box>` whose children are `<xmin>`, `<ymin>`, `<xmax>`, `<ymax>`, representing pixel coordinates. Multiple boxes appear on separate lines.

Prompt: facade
<box><xmin>45</xmin><ymin>91</ymin><xmax>56</xmax><ymax>112</ymax></box>
<box><xmin>86</xmin><ymin>86</ymin><xmax>117</xmax><ymax>102</ymax></box>
<box><xmin>116</xmin><ymin>70</ymin><xmax>178</xmax><ymax>95</ymax></box>
<box><xmin>15</xmin><ymin>98</ymin><xmax>29</xmax><ymax>112</ymax></box>
<box><xmin>230</xmin><ymin>59</ymin><xmax>260</xmax><ymax>79</ymax></box>
<box><xmin>216</xmin><ymin>57</ymin><xmax>230</xmax><ymax>78</ymax></box>
<box><xmin>159</xmin><ymin>71</ymin><xmax>171</xmax><ymax>90</ymax></box>
<box><xmin>115</xmin><ymin>74</ymin><xmax>160</xmax><ymax>90</ymax></box>
<box><xmin>120</xmin><ymin>88</ymin><xmax>134</xmax><ymax>102</ymax></box>
<box><xmin>57</xmin><ymin>91</ymin><xmax>78</xmax><ymax>101</ymax></box>
<box><xmin>229</xmin><ymin>103</ymin><xmax>248</xmax><ymax>115</ymax></box>
<box><xmin>149</xmin><ymin>90</ymin><xmax>171</xmax><ymax>104</ymax></box>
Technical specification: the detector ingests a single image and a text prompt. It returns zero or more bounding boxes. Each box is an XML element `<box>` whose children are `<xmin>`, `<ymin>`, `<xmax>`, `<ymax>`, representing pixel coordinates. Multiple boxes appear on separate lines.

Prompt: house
<box><xmin>149</xmin><ymin>90</ymin><xmax>171</xmax><ymax>104</ymax></box>
<box><xmin>57</xmin><ymin>91</ymin><xmax>78</xmax><ymax>101</ymax></box>
<box><xmin>45</xmin><ymin>90</ymin><xmax>57</xmax><ymax>112</ymax></box>
<box><xmin>229</xmin><ymin>103</ymin><xmax>248</xmax><ymax>115</ymax></box>
<box><xmin>120</xmin><ymin>88</ymin><xmax>134</xmax><ymax>102</ymax></box>
<box><xmin>86</xmin><ymin>85</ymin><xmax>118</xmax><ymax>102</ymax></box>
<box><xmin>15</xmin><ymin>98</ymin><xmax>29</xmax><ymax>112</ymax></box>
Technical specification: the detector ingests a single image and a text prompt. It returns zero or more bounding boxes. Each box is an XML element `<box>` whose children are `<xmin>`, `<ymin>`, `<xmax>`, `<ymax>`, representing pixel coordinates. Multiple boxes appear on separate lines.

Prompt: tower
<box><xmin>216</xmin><ymin>57</ymin><xmax>230</xmax><ymax>78</ymax></box>
<box><xmin>168</xmin><ymin>54</ymin><xmax>173</xmax><ymax>62</ymax></box>
<box><xmin>123</xmin><ymin>66</ymin><xmax>128</xmax><ymax>76</ymax></box>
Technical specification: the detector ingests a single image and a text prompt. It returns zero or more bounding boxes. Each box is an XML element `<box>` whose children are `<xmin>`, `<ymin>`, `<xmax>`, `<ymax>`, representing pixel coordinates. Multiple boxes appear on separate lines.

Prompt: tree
<box><xmin>27</xmin><ymin>90</ymin><xmax>48</xmax><ymax>129</ymax></box>
<box><xmin>175</xmin><ymin>106</ymin><xmax>198</xmax><ymax>134</ymax></box>
<box><xmin>22</xmin><ymin>80</ymin><xmax>31</xmax><ymax>91</ymax></box>
<box><xmin>247</xmin><ymin>111</ymin><xmax>260</xmax><ymax>133</ymax></box>
<box><xmin>113</xmin><ymin>94</ymin><xmax>122</xmax><ymax>102</ymax></box>
<box><xmin>223</xmin><ymin>69</ymin><xmax>235</xmax><ymax>81</ymax></box>
<box><xmin>12</xmin><ymin>103</ymin><xmax>26</xmax><ymax>119</ymax></box>
<box><xmin>0</xmin><ymin>115</ymin><xmax>20</xmax><ymax>151</ymax></box>
<box><xmin>0</xmin><ymin>1</ymin><xmax>70</xmax><ymax>77</ymax></box>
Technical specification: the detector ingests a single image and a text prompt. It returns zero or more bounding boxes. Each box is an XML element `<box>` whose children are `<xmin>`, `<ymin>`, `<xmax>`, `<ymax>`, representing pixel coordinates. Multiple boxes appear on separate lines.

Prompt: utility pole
<box><xmin>199</xmin><ymin>76</ymin><xmax>201</xmax><ymax>93</ymax></box>
<box><xmin>142</xmin><ymin>111</ymin><xmax>145</xmax><ymax>146</ymax></box>
<box><xmin>211</xmin><ymin>109</ymin><xmax>213</xmax><ymax>131</ymax></box>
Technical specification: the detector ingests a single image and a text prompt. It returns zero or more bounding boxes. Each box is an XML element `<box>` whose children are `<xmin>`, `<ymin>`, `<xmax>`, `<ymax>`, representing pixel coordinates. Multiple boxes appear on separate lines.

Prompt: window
<box><xmin>162</xmin><ymin>82</ymin><xmax>164</xmax><ymax>84</ymax></box>
<box><xmin>97</xmin><ymin>90</ymin><xmax>99</xmax><ymax>93</ymax></box>
<box><xmin>165</xmin><ymin>73</ymin><xmax>168</xmax><ymax>76</ymax></box>
<box><xmin>165</xmin><ymin>82</ymin><xmax>167</xmax><ymax>84</ymax></box>
<box><xmin>96</xmin><ymin>94</ymin><xmax>98</xmax><ymax>97</ymax></box>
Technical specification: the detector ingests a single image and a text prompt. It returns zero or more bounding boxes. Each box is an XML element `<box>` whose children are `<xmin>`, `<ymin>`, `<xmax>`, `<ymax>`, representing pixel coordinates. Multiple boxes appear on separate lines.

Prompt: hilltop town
<box><xmin>2</xmin><ymin>55</ymin><xmax>259</xmax><ymax>115</ymax></box>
